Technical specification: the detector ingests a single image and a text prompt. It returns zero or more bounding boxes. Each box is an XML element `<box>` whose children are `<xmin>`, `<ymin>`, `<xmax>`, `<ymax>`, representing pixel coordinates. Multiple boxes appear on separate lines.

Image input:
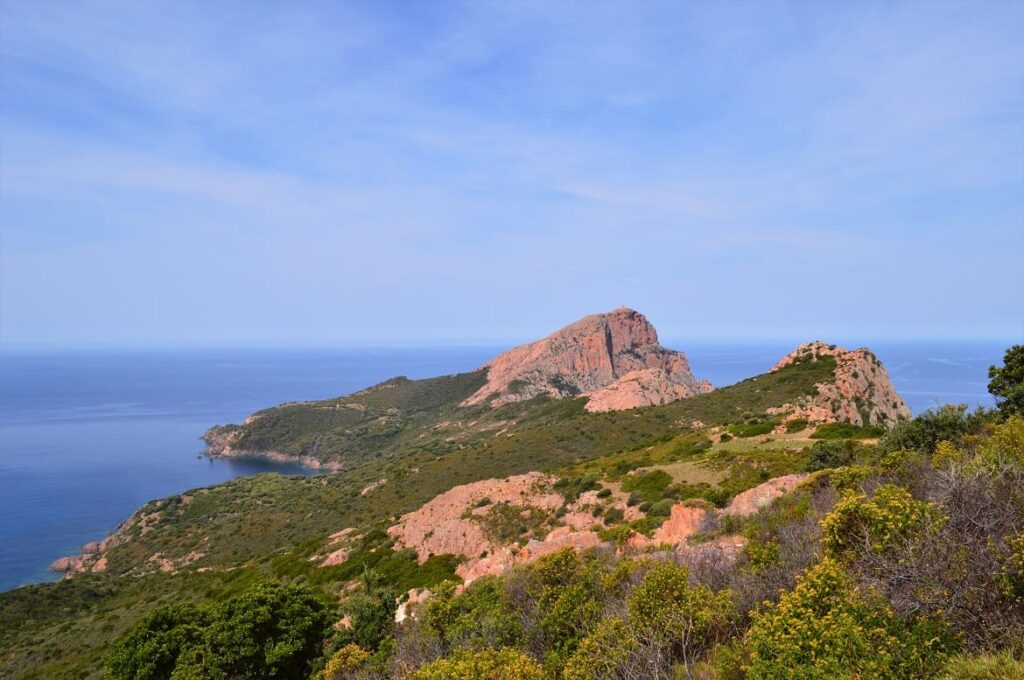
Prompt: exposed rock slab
<box><xmin>387</xmin><ymin>472</ymin><xmax>563</xmax><ymax>562</ymax></box>
<box><xmin>722</xmin><ymin>473</ymin><xmax>810</xmax><ymax>516</ymax></box>
<box><xmin>461</xmin><ymin>307</ymin><xmax>711</xmax><ymax>411</ymax></box>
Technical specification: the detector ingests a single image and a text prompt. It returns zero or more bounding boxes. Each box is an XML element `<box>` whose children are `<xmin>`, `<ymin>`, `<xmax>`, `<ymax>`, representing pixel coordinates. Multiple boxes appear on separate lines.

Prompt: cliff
<box><xmin>462</xmin><ymin>307</ymin><xmax>712</xmax><ymax>411</ymax></box>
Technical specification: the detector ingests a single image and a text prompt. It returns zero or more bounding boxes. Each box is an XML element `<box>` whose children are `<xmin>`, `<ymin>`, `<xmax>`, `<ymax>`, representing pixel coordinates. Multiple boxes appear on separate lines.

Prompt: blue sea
<box><xmin>0</xmin><ymin>341</ymin><xmax>1009</xmax><ymax>591</ymax></box>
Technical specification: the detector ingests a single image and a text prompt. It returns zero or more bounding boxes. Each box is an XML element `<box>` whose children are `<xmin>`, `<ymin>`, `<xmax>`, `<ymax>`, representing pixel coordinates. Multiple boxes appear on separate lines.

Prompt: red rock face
<box><xmin>769</xmin><ymin>341</ymin><xmax>912</xmax><ymax>427</ymax></box>
<box><xmin>462</xmin><ymin>307</ymin><xmax>711</xmax><ymax>411</ymax></box>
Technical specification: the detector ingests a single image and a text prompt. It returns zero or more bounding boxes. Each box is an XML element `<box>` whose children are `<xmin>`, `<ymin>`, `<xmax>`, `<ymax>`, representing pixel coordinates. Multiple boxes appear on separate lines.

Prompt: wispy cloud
<box><xmin>1</xmin><ymin>0</ymin><xmax>1021</xmax><ymax>345</ymax></box>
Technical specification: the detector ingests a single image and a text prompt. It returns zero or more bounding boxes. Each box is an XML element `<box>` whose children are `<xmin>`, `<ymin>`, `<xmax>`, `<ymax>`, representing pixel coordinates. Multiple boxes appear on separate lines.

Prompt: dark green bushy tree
<box><xmin>105</xmin><ymin>582</ymin><xmax>333</xmax><ymax>680</ymax></box>
<box><xmin>989</xmin><ymin>345</ymin><xmax>1024</xmax><ymax>417</ymax></box>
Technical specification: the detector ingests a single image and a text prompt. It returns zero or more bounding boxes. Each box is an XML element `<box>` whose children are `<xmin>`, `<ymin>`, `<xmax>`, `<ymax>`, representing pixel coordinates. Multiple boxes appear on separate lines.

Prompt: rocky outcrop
<box><xmin>461</xmin><ymin>307</ymin><xmax>711</xmax><ymax>412</ymax></box>
<box><xmin>50</xmin><ymin>531</ymin><xmax>121</xmax><ymax>576</ymax></box>
<box><xmin>721</xmin><ymin>473</ymin><xmax>810</xmax><ymax>516</ymax></box>
<box><xmin>203</xmin><ymin>425</ymin><xmax>343</xmax><ymax>471</ymax></box>
<box><xmin>387</xmin><ymin>472</ymin><xmax>564</xmax><ymax>562</ymax></box>
<box><xmin>769</xmin><ymin>341</ymin><xmax>911</xmax><ymax>427</ymax></box>
<box><xmin>389</xmin><ymin>470</ymin><xmax>811</xmax><ymax>586</ymax></box>
<box><xmin>586</xmin><ymin>367</ymin><xmax>713</xmax><ymax>413</ymax></box>
<box><xmin>651</xmin><ymin>503</ymin><xmax>713</xmax><ymax>543</ymax></box>
<box><xmin>456</xmin><ymin>527</ymin><xmax>605</xmax><ymax>583</ymax></box>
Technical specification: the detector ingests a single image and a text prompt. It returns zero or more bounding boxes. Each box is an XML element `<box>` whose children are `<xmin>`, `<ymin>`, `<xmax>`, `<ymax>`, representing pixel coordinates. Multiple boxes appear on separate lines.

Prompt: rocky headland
<box><xmin>461</xmin><ymin>307</ymin><xmax>713</xmax><ymax>411</ymax></box>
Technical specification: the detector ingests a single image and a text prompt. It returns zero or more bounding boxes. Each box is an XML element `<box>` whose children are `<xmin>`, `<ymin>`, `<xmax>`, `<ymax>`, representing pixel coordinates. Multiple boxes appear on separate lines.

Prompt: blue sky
<box><xmin>1</xmin><ymin>1</ymin><xmax>1022</xmax><ymax>347</ymax></box>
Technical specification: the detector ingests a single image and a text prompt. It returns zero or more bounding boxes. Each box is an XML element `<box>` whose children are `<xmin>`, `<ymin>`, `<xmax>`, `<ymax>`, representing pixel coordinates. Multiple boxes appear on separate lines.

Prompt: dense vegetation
<box><xmin>2</xmin><ymin>347</ymin><xmax>1020</xmax><ymax>678</ymax></box>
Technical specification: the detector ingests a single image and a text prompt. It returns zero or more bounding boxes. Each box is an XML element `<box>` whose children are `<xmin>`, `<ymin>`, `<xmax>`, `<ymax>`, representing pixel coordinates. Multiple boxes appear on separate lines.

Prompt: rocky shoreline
<box><xmin>202</xmin><ymin>426</ymin><xmax>343</xmax><ymax>471</ymax></box>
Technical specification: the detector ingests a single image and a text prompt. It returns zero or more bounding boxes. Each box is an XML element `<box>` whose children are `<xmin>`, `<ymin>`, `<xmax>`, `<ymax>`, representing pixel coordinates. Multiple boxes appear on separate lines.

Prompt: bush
<box><xmin>335</xmin><ymin>571</ymin><xmax>397</xmax><ymax>652</ymax></box>
<box><xmin>105</xmin><ymin>582</ymin><xmax>334</xmax><ymax>680</ymax></box>
<box><xmin>821</xmin><ymin>484</ymin><xmax>945</xmax><ymax>559</ymax></box>
<box><xmin>603</xmin><ymin>507</ymin><xmax>625</xmax><ymax>525</ymax></box>
<box><xmin>728</xmin><ymin>419</ymin><xmax>779</xmax><ymax>438</ymax></box>
<box><xmin>648</xmin><ymin>498</ymin><xmax>675</xmax><ymax>517</ymax></box>
<box><xmin>421</xmin><ymin>578</ymin><xmax>520</xmax><ymax>653</ymax></box>
<box><xmin>562</xmin><ymin>617</ymin><xmax>634</xmax><ymax>680</ymax></box>
<box><xmin>409</xmin><ymin>647</ymin><xmax>544</xmax><ymax>679</ymax></box>
<box><xmin>626</xmin><ymin>561</ymin><xmax>733</xmax><ymax>645</ymax></box>
<box><xmin>786</xmin><ymin>418</ymin><xmax>809</xmax><ymax>433</ymax></box>
<box><xmin>879</xmin><ymin>405</ymin><xmax>984</xmax><ymax>455</ymax></box>
<box><xmin>621</xmin><ymin>470</ymin><xmax>673</xmax><ymax>503</ymax></box>
<box><xmin>320</xmin><ymin>644</ymin><xmax>370</xmax><ymax>679</ymax></box>
<box><xmin>811</xmin><ymin>422</ymin><xmax>884</xmax><ymax>440</ymax></box>
<box><xmin>746</xmin><ymin>558</ymin><xmax>956</xmax><ymax>679</ymax></box>
<box><xmin>805</xmin><ymin>440</ymin><xmax>854</xmax><ymax>471</ymax></box>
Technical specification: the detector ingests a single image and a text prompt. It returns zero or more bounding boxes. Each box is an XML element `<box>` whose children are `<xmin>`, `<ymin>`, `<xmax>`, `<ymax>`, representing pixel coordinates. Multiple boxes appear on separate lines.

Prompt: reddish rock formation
<box><xmin>721</xmin><ymin>473</ymin><xmax>810</xmax><ymax>516</ymax></box>
<box><xmin>387</xmin><ymin>472</ymin><xmax>563</xmax><ymax>562</ymax></box>
<box><xmin>769</xmin><ymin>341</ymin><xmax>911</xmax><ymax>427</ymax></box>
<box><xmin>455</xmin><ymin>527</ymin><xmax>604</xmax><ymax>584</ymax></box>
<box><xmin>651</xmin><ymin>503</ymin><xmax>712</xmax><ymax>543</ymax></box>
<box><xmin>461</xmin><ymin>307</ymin><xmax>711</xmax><ymax>412</ymax></box>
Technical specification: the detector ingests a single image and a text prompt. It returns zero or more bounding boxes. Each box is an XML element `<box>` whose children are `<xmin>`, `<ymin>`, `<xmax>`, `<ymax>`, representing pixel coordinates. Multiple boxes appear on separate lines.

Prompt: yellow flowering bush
<box><xmin>821</xmin><ymin>484</ymin><xmax>945</xmax><ymax>559</ymax></box>
<box><xmin>974</xmin><ymin>415</ymin><xmax>1024</xmax><ymax>472</ymax></box>
<box><xmin>626</xmin><ymin>561</ymin><xmax>733</xmax><ymax>641</ymax></box>
<box><xmin>746</xmin><ymin>558</ymin><xmax>955</xmax><ymax>679</ymax></box>
<box><xmin>561</xmin><ymin>617</ymin><xmax>634</xmax><ymax>680</ymax></box>
<box><xmin>319</xmin><ymin>644</ymin><xmax>369</xmax><ymax>679</ymax></box>
<box><xmin>408</xmin><ymin>648</ymin><xmax>544</xmax><ymax>680</ymax></box>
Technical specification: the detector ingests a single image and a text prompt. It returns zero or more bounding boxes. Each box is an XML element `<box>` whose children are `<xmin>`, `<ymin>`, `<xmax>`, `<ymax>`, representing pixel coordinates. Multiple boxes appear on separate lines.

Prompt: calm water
<box><xmin>0</xmin><ymin>341</ymin><xmax>1009</xmax><ymax>591</ymax></box>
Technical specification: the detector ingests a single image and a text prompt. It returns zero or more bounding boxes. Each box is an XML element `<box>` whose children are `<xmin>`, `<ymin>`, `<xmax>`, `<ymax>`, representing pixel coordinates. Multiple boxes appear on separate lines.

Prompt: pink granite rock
<box><xmin>461</xmin><ymin>307</ymin><xmax>712</xmax><ymax>412</ymax></box>
<box><xmin>722</xmin><ymin>474</ymin><xmax>810</xmax><ymax>516</ymax></box>
<box><xmin>769</xmin><ymin>341</ymin><xmax>911</xmax><ymax>427</ymax></box>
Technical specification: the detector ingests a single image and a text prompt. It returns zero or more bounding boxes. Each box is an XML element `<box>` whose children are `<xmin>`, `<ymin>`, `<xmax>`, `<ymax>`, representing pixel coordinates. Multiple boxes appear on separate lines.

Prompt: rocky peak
<box><xmin>769</xmin><ymin>341</ymin><xmax>911</xmax><ymax>427</ymax></box>
<box><xmin>461</xmin><ymin>307</ymin><xmax>712</xmax><ymax>411</ymax></box>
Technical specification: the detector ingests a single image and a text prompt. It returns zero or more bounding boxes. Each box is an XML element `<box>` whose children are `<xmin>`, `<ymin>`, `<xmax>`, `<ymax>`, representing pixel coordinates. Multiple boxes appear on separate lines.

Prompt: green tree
<box><xmin>105</xmin><ymin>582</ymin><xmax>333</xmax><ymax>680</ymax></box>
<box><xmin>989</xmin><ymin>345</ymin><xmax>1024</xmax><ymax>417</ymax></box>
<box><xmin>335</xmin><ymin>569</ymin><xmax>397</xmax><ymax>652</ymax></box>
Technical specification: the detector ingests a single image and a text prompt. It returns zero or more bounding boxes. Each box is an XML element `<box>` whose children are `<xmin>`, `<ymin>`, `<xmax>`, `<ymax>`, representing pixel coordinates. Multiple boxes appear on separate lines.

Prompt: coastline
<box><xmin>203</xmin><ymin>446</ymin><xmax>343</xmax><ymax>472</ymax></box>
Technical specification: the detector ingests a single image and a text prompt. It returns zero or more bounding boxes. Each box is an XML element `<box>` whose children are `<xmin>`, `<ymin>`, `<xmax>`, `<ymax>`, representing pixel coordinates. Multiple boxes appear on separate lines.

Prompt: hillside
<box><xmin>201</xmin><ymin>310</ymin><xmax>902</xmax><ymax>470</ymax></box>
<box><xmin>9</xmin><ymin>312</ymin><xmax>1008</xmax><ymax>680</ymax></box>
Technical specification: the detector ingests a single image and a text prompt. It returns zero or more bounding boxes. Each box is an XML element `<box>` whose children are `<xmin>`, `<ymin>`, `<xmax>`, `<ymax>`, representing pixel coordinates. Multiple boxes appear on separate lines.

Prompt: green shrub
<box><xmin>747</xmin><ymin>558</ymin><xmax>956</xmax><ymax>679</ymax></box>
<box><xmin>811</xmin><ymin>423</ymin><xmax>884</xmax><ymax>440</ymax></box>
<box><xmin>105</xmin><ymin>582</ymin><xmax>333</xmax><ymax>680</ymax></box>
<box><xmin>648</xmin><ymin>498</ymin><xmax>675</xmax><ymax>517</ymax></box>
<box><xmin>422</xmin><ymin>578</ymin><xmax>521</xmax><ymax>652</ymax></box>
<box><xmin>786</xmin><ymin>418</ymin><xmax>809</xmax><ymax>433</ymax></box>
<box><xmin>562</xmin><ymin>617</ymin><xmax>634</xmax><ymax>680</ymax></box>
<box><xmin>805</xmin><ymin>440</ymin><xmax>855</xmax><ymax>471</ymax></box>
<box><xmin>621</xmin><ymin>470</ymin><xmax>673</xmax><ymax>503</ymax></box>
<box><xmin>626</xmin><ymin>561</ymin><xmax>733</xmax><ymax>643</ymax></box>
<box><xmin>728</xmin><ymin>419</ymin><xmax>779</xmax><ymax>438</ymax></box>
<box><xmin>879</xmin><ymin>405</ymin><xmax>982</xmax><ymax>455</ymax></box>
<box><xmin>603</xmin><ymin>507</ymin><xmax>625</xmax><ymax>525</ymax></box>
<box><xmin>320</xmin><ymin>644</ymin><xmax>370</xmax><ymax>679</ymax></box>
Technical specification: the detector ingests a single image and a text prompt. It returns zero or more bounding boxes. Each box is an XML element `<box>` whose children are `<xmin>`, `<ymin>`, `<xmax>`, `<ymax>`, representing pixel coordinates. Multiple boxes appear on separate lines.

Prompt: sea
<box><xmin>0</xmin><ymin>341</ymin><xmax>1010</xmax><ymax>591</ymax></box>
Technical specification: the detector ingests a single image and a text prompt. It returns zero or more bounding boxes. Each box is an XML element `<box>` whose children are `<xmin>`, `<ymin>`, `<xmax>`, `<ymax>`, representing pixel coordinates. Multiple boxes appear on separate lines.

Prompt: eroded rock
<box><xmin>461</xmin><ymin>307</ymin><xmax>711</xmax><ymax>412</ymax></box>
<box><xmin>769</xmin><ymin>341</ymin><xmax>911</xmax><ymax>427</ymax></box>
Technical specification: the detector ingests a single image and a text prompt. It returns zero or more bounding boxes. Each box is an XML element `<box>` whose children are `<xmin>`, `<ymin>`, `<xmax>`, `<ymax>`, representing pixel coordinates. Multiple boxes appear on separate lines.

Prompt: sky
<box><xmin>1</xmin><ymin>1</ymin><xmax>1023</xmax><ymax>348</ymax></box>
